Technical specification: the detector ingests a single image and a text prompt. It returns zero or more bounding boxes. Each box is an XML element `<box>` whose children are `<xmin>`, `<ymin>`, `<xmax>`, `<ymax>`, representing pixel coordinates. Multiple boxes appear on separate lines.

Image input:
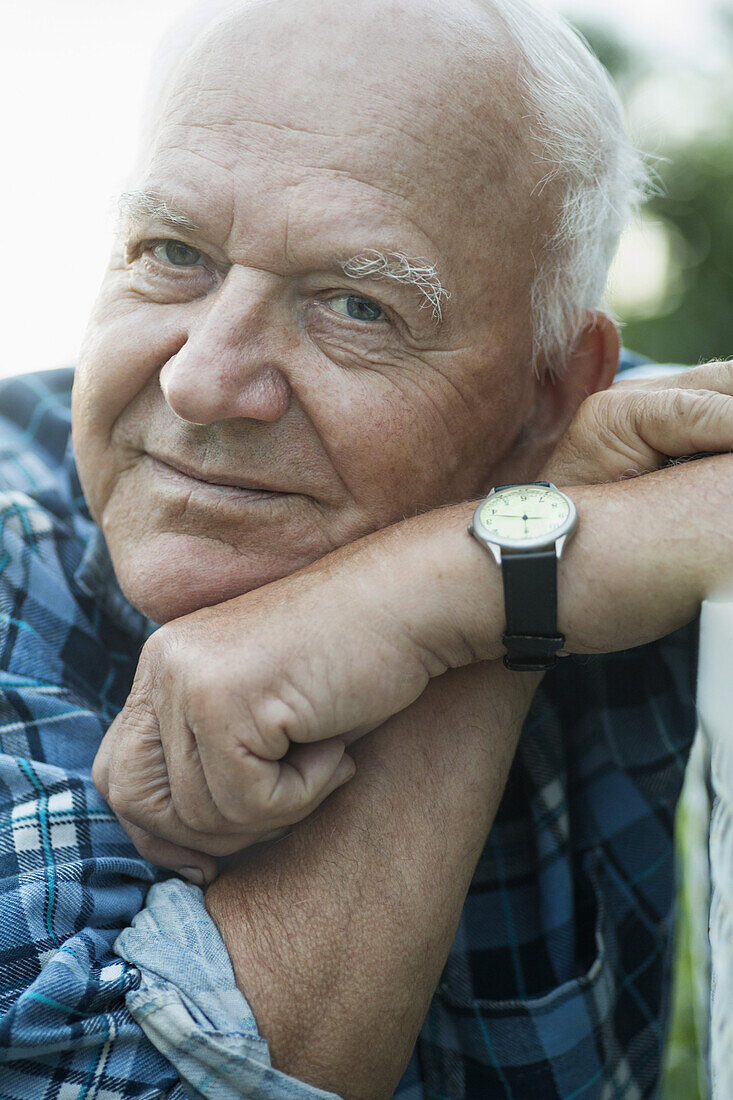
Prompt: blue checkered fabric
<box><xmin>0</xmin><ymin>364</ymin><xmax>697</xmax><ymax>1099</ymax></box>
<box><xmin>0</xmin><ymin>368</ymin><xmax>187</xmax><ymax>1098</ymax></box>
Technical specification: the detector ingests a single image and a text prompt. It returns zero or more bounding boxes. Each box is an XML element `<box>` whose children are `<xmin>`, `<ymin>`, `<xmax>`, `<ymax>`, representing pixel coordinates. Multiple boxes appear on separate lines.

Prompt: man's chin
<box><xmin>107</xmin><ymin>533</ymin><xmax>301</xmax><ymax>624</ymax></box>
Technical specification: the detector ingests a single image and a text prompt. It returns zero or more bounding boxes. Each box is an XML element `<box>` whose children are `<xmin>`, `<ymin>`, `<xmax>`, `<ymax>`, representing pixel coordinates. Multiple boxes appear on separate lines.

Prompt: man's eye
<box><xmin>151</xmin><ymin>240</ymin><xmax>203</xmax><ymax>267</ymax></box>
<box><xmin>327</xmin><ymin>294</ymin><xmax>385</xmax><ymax>322</ymax></box>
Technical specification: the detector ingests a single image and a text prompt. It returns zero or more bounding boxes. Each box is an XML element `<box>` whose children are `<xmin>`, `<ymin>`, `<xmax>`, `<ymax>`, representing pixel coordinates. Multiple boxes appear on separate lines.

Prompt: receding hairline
<box><xmin>116</xmin><ymin>189</ymin><xmax>450</xmax><ymax>323</ymax></box>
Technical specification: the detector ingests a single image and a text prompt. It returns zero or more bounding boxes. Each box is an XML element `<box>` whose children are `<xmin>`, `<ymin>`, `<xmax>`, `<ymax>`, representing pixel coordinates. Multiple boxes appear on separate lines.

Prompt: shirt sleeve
<box><xmin>114</xmin><ymin>877</ymin><xmax>343</xmax><ymax>1100</ymax></box>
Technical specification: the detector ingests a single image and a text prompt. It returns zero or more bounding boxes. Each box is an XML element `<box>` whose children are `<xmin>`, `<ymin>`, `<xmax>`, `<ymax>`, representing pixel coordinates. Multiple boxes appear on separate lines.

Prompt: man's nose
<box><xmin>159</xmin><ymin>269</ymin><xmax>292</xmax><ymax>425</ymax></box>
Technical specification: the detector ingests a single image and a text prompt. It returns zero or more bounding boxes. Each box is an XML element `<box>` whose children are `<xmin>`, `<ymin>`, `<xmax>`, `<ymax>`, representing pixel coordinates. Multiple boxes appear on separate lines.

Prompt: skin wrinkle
<box><xmin>184</xmin><ymin>108</ymin><xmax>445</xmax><ymax>165</ymax></box>
<box><xmin>167</xmin><ymin>66</ymin><xmax>479</xmax><ymax>150</ymax></box>
<box><xmin>157</xmin><ymin>43</ymin><xmax>519</xmax><ymax>213</ymax></box>
<box><xmin>136</xmin><ymin>111</ymin><xmax>456</xmax><ymax>272</ymax></box>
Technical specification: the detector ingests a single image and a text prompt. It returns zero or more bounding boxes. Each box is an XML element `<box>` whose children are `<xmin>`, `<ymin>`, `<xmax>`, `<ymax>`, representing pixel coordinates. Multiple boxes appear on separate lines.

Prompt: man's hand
<box><xmin>543</xmin><ymin>359</ymin><xmax>733</xmax><ymax>484</ymax></box>
<box><xmin>92</xmin><ymin>542</ymin><xmax>445</xmax><ymax>881</ymax></box>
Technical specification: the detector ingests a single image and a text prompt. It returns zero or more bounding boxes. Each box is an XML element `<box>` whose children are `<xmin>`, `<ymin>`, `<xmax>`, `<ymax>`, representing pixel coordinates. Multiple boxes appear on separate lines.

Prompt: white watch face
<box><xmin>477</xmin><ymin>485</ymin><xmax>570</xmax><ymax>542</ymax></box>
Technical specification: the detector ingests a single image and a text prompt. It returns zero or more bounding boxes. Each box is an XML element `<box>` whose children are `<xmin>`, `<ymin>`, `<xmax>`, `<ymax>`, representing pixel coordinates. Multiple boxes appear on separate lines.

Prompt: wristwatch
<box><xmin>468</xmin><ymin>481</ymin><xmax>577</xmax><ymax>672</ymax></box>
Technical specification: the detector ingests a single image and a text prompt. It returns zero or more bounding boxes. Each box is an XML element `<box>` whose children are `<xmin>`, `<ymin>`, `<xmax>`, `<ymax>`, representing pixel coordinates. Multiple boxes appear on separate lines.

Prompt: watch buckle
<box><xmin>502</xmin><ymin>632</ymin><xmax>565</xmax><ymax>672</ymax></box>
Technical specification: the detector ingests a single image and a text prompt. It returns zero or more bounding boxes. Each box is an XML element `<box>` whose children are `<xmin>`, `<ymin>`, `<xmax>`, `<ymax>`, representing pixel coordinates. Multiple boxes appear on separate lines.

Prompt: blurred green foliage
<box><xmin>579</xmin><ymin>10</ymin><xmax>733</xmax><ymax>367</ymax></box>
<box><xmin>623</xmin><ymin>141</ymin><xmax>733</xmax><ymax>365</ymax></box>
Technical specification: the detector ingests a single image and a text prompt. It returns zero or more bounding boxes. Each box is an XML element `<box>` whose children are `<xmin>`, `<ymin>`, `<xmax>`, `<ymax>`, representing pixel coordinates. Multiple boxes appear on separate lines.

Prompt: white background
<box><xmin>0</xmin><ymin>0</ymin><xmax>724</xmax><ymax>380</ymax></box>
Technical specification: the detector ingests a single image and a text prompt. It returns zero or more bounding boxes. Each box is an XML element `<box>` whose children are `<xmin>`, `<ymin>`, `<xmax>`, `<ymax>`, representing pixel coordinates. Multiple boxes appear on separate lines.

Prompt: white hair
<box><xmin>474</xmin><ymin>0</ymin><xmax>651</xmax><ymax>376</ymax></box>
<box><xmin>341</xmin><ymin>250</ymin><xmax>449</xmax><ymax>322</ymax></box>
<box><xmin>138</xmin><ymin>0</ymin><xmax>649</xmax><ymax>376</ymax></box>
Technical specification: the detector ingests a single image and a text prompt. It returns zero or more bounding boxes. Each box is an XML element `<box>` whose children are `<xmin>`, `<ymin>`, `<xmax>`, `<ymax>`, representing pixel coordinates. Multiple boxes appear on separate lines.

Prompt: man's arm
<box><xmin>205</xmin><ymin>658</ymin><xmax>539</xmax><ymax>1098</ymax></box>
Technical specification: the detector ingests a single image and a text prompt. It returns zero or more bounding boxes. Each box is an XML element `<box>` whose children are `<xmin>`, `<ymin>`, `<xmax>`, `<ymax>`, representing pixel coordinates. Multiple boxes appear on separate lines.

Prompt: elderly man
<box><xmin>1</xmin><ymin>0</ymin><xmax>732</xmax><ymax>1097</ymax></box>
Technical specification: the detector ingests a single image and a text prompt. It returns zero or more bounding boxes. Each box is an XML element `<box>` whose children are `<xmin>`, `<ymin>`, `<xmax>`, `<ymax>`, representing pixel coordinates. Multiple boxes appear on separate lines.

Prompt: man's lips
<box><xmin>147</xmin><ymin>454</ymin><xmax>295</xmax><ymax>499</ymax></box>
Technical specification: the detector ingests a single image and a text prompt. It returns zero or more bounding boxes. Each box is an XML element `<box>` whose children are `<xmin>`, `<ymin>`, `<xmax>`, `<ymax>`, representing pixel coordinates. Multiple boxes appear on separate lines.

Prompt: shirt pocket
<box><xmin>418</xmin><ymin>851</ymin><xmax>622</xmax><ymax>1100</ymax></box>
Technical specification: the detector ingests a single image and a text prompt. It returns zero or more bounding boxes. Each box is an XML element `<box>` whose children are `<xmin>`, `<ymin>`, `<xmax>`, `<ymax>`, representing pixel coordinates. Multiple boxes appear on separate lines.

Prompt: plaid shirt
<box><xmin>0</xmin><ymin>365</ymin><xmax>697</xmax><ymax>1099</ymax></box>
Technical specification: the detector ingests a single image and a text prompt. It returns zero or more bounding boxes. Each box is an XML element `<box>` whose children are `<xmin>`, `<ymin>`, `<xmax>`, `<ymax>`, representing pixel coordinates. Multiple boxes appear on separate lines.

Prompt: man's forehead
<box><xmin>150</xmin><ymin>0</ymin><xmax>526</xmax><ymax>199</ymax></box>
<box><xmin>118</xmin><ymin>162</ymin><xmax>443</xmax><ymax>267</ymax></box>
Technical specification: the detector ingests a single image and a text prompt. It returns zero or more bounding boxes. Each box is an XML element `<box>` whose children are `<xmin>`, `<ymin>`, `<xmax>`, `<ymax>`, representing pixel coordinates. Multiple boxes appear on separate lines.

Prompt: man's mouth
<box><xmin>146</xmin><ymin>453</ymin><xmax>294</xmax><ymax>501</ymax></box>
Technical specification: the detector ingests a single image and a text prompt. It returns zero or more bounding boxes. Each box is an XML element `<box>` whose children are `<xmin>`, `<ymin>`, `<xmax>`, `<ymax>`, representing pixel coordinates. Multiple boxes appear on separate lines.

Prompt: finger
<box><xmin>198</xmin><ymin>732</ymin><xmax>356</xmax><ymax>828</ymax></box>
<box><xmin>546</xmin><ymin>386</ymin><xmax>733</xmax><ymax>486</ymax></box>
<box><xmin>111</xmin><ymin>812</ymin><xmax>220</xmax><ymax>886</ymax></box>
<box><xmin>275</xmin><ymin>741</ymin><xmax>358</xmax><ymax>811</ymax></box>
<box><xmin>111</xmin><ymin>785</ymin><xmax>281</xmax><ymax>860</ymax></box>
<box><xmin>631</xmin><ymin>389</ymin><xmax>733</xmax><ymax>458</ymax></box>
<box><xmin>612</xmin><ymin>359</ymin><xmax>733</xmax><ymax>395</ymax></box>
<box><xmin>103</xmin><ymin>707</ymin><xmax>291</xmax><ymax>855</ymax></box>
<box><xmin>105</xmin><ymin>731</ymin><xmax>258</xmax><ymax>855</ymax></box>
<box><xmin>158</xmin><ymin>702</ymin><xmax>233</xmax><ymax>835</ymax></box>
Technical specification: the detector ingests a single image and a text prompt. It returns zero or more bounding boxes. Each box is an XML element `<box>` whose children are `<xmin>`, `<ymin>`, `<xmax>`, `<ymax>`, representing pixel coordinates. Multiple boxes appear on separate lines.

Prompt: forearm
<box><xmin>204</xmin><ymin>660</ymin><xmax>539</xmax><ymax>1098</ymax></box>
<box><xmin>356</xmin><ymin>453</ymin><xmax>733</xmax><ymax>670</ymax></box>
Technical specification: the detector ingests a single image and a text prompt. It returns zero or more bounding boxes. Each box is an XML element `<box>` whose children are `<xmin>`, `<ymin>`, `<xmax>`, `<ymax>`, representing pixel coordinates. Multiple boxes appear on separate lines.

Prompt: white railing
<box><xmin>698</xmin><ymin>595</ymin><xmax>733</xmax><ymax>1099</ymax></box>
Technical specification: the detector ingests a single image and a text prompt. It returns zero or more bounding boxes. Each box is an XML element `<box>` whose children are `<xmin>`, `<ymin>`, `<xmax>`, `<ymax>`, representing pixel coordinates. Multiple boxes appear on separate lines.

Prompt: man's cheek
<box><xmin>308</xmin><ymin>379</ymin><xmax>472</xmax><ymax>515</ymax></box>
<box><xmin>330</xmin><ymin>425</ymin><xmax>449</xmax><ymax>523</ymax></box>
<box><xmin>72</xmin><ymin>327</ymin><xmax>154</xmax><ymax>511</ymax></box>
<box><xmin>77</xmin><ymin>290</ymin><xmax>187</xmax><ymax>417</ymax></box>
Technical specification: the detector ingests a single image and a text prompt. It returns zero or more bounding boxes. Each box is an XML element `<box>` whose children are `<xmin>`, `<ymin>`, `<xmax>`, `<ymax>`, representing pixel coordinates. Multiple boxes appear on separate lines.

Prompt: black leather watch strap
<box><xmin>500</xmin><ymin>548</ymin><xmax>565</xmax><ymax>671</ymax></box>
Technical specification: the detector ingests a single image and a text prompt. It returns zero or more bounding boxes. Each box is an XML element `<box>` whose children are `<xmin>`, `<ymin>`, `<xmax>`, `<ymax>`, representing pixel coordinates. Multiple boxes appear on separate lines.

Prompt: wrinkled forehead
<box><xmin>139</xmin><ymin>0</ymin><xmax>541</xmax><ymax>310</ymax></box>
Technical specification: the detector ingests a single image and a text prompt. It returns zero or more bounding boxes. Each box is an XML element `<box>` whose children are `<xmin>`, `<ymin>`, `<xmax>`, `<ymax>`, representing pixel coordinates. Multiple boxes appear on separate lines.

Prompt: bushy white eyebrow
<box><xmin>340</xmin><ymin>250</ymin><xmax>450</xmax><ymax>324</ymax></box>
<box><xmin>117</xmin><ymin>190</ymin><xmax>200</xmax><ymax>233</ymax></box>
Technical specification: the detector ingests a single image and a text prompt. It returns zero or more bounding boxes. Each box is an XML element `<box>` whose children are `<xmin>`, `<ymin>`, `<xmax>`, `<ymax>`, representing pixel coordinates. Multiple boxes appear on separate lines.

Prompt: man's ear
<box><xmin>520</xmin><ymin>310</ymin><xmax>620</xmax><ymax>468</ymax></box>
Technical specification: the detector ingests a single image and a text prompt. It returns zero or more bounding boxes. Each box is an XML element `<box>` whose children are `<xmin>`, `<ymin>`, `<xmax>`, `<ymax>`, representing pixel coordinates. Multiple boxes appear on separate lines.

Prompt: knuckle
<box><xmin>677</xmin><ymin>359</ymin><xmax>733</xmax><ymax>393</ymax></box>
<box><xmin>143</xmin><ymin>623</ymin><xmax>193</xmax><ymax>686</ymax></box>
<box><xmin>673</xmin><ymin>388</ymin><xmax>717</xmax><ymax>418</ymax></box>
<box><xmin>137</xmin><ymin>626</ymin><xmax>169</xmax><ymax>674</ymax></box>
<box><xmin>580</xmin><ymin>388</ymin><xmax>614</xmax><ymax>418</ymax></box>
<box><xmin>694</xmin><ymin>357</ymin><xmax>733</xmax><ymax>376</ymax></box>
<box><xmin>588</xmin><ymin>388</ymin><xmax>624</xmax><ymax>422</ymax></box>
<box><xmin>654</xmin><ymin>387</ymin><xmax>698</xmax><ymax>420</ymax></box>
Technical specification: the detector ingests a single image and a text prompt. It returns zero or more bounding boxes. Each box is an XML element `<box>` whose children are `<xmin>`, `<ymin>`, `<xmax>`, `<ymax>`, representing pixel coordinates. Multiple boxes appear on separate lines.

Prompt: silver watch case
<box><xmin>468</xmin><ymin>483</ymin><xmax>578</xmax><ymax>565</ymax></box>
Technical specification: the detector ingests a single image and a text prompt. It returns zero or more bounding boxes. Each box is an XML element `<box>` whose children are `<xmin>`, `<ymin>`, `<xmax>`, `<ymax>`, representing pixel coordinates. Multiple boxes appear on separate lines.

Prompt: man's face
<box><xmin>73</xmin><ymin>0</ymin><xmax>547</xmax><ymax>623</ymax></box>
